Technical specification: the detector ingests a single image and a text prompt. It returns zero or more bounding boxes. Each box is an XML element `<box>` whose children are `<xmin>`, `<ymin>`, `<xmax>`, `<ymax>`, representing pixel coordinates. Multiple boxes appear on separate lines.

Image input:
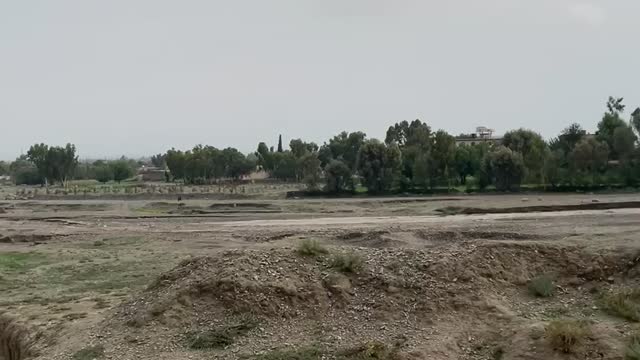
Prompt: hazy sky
<box><xmin>1</xmin><ymin>0</ymin><xmax>639</xmax><ymax>160</ymax></box>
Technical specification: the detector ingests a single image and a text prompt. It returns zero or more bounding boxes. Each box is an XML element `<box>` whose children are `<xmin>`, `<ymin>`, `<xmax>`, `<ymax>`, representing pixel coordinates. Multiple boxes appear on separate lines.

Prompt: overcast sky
<box><xmin>1</xmin><ymin>0</ymin><xmax>638</xmax><ymax>160</ymax></box>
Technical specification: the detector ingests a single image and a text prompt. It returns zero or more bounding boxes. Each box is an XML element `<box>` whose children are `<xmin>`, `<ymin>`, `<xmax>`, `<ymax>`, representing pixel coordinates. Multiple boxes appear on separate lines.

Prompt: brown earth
<box><xmin>1</xmin><ymin>193</ymin><xmax>640</xmax><ymax>359</ymax></box>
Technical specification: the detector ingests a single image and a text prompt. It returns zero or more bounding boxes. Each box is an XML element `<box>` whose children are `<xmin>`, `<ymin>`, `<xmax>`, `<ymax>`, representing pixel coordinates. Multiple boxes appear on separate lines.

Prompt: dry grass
<box><xmin>72</xmin><ymin>345</ymin><xmax>104</xmax><ymax>359</ymax></box>
<box><xmin>528</xmin><ymin>275</ymin><xmax>555</xmax><ymax>298</ymax></box>
<box><xmin>330</xmin><ymin>252</ymin><xmax>364</xmax><ymax>274</ymax></box>
<box><xmin>237</xmin><ymin>341</ymin><xmax>405</xmax><ymax>360</ymax></box>
<box><xmin>246</xmin><ymin>346</ymin><xmax>324</xmax><ymax>360</ymax></box>
<box><xmin>337</xmin><ymin>341</ymin><xmax>402</xmax><ymax>359</ymax></box>
<box><xmin>600</xmin><ymin>288</ymin><xmax>640</xmax><ymax>321</ymax></box>
<box><xmin>186</xmin><ymin>315</ymin><xmax>259</xmax><ymax>350</ymax></box>
<box><xmin>545</xmin><ymin>319</ymin><xmax>590</xmax><ymax>353</ymax></box>
<box><xmin>296</xmin><ymin>240</ymin><xmax>329</xmax><ymax>257</ymax></box>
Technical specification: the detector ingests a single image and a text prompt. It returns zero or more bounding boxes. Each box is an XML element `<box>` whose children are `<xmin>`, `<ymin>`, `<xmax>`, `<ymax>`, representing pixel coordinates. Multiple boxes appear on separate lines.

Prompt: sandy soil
<box><xmin>2</xmin><ymin>193</ymin><xmax>640</xmax><ymax>359</ymax></box>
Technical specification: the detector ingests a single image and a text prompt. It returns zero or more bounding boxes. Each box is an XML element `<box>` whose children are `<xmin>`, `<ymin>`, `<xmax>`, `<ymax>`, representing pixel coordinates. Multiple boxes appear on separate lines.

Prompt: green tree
<box><xmin>502</xmin><ymin>129</ymin><xmax>547</xmax><ymax>183</ymax></box>
<box><xmin>165</xmin><ymin>149</ymin><xmax>186</xmax><ymax>181</ymax></box>
<box><xmin>53</xmin><ymin>144</ymin><xmax>79</xmax><ymax>186</ymax></box>
<box><xmin>385</xmin><ymin>120</ymin><xmax>432</xmax><ymax>188</ymax></box>
<box><xmin>94</xmin><ymin>164</ymin><xmax>113</xmax><ymax>183</ymax></box>
<box><xmin>26</xmin><ymin>143</ymin><xmax>49</xmax><ymax>184</ymax></box>
<box><xmin>431</xmin><ymin>130</ymin><xmax>456</xmax><ymax>187</ymax></box>
<box><xmin>632</xmin><ymin>107</ymin><xmax>640</xmax><ymax>136</ymax></box>
<box><xmin>544</xmin><ymin>148</ymin><xmax>566</xmax><ymax>187</ymax></box>
<box><xmin>327</xmin><ymin>131</ymin><xmax>366</xmax><ymax>170</ymax></box>
<box><xmin>385</xmin><ymin>119</ymin><xmax>432</xmax><ymax>147</ymax></box>
<box><xmin>606</xmin><ymin>96</ymin><xmax>625</xmax><ymax>114</ymax></box>
<box><xmin>299</xmin><ymin>153</ymin><xmax>322</xmax><ymax>190</ymax></box>
<box><xmin>110</xmin><ymin>160</ymin><xmax>134</xmax><ymax>183</ymax></box>
<box><xmin>271</xmin><ymin>151</ymin><xmax>297</xmax><ymax>180</ymax></box>
<box><xmin>9</xmin><ymin>156</ymin><xmax>41</xmax><ymax>185</ymax></box>
<box><xmin>486</xmin><ymin>147</ymin><xmax>525</xmax><ymax>191</ymax></box>
<box><xmin>150</xmin><ymin>153</ymin><xmax>166</xmax><ymax>168</ymax></box>
<box><xmin>289</xmin><ymin>139</ymin><xmax>318</xmax><ymax>158</ymax></box>
<box><xmin>454</xmin><ymin>145</ymin><xmax>474</xmax><ymax>184</ymax></box>
<box><xmin>222</xmin><ymin>148</ymin><xmax>255</xmax><ymax>180</ymax></box>
<box><xmin>256</xmin><ymin>142</ymin><xmax>273</xmax><ymax>171</ymax></box>
<box><xmin>324</xmin><ymin>159</ymin><xmax>352</xmax><ymax>193</ymax></box>
<box><xmin>569</xmin><ymin>137</ymin><xmax>609</xmax><ymax>184</ymax></box>
<box><xmin>317</xmin><ymin>144</ymin><xmax>333</xmax><ymax>168</ymax></box>
<box><xmin>597</xmin><ymin>97</ymin><xmax>628</xmax><ymax>159</ymax></box>
<box><xmin>613</xmin><ymin>125</ymin><xmax>637</xmax><ymax>160</ymax></box>
<box><xmin>411</xmin><ymin>152</ymin><xmax>431</xmax><ymax>190</ymax></box>
<box><xmin>26</xmin><ymin>143</ymin><xmax>78</xmax><ymax>186</ymax></box>
<box><xmin>277</xmin><ymin>135</ymin><xmax>283</xmax><ymax>153</ymax></box>
<box><xmin>0</xmin><ymin>161</ymin><xmax>9</xmax><ymax>176</ymax></box>
<box><xmin>552</xmin><ymin>123</ymin><xmax>587</xmax><ymax>155</ymax></box>
<box><xmin>356</xmin><ymin>139</ymin><xmax>402</xmax><ymax>194</ymax></box>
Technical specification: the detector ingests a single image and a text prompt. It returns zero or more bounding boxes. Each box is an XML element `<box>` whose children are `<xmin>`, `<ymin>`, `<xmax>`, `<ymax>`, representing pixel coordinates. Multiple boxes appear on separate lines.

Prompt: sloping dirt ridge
<box><xmin>437</xmin><ymin>200</ymin><xmax>640</xmax><ymax>215</ymax></box>
<box><xmin>39</xmin><ymin>243</ymin><xmax>640</xmax><ymax>360</ymax></box>
<box><xmin>0</xmin><ymin>313</ymin><xmax>36</xmax><ymax>360</ymax></box>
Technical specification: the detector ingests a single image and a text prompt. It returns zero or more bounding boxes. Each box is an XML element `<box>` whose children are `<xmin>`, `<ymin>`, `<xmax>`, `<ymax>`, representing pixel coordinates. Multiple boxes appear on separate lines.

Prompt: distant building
<box><xmin>455</xmin><ymin>126</ymin><xmax>503</xmax><ymax>146</ymax></box>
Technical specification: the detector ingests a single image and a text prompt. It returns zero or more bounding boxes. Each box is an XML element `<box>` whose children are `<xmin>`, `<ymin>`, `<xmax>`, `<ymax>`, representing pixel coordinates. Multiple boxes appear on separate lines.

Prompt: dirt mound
<box><xmin>414</xmin><ymin>230</ymin><xmax>545</xmax><ymax>243</ymax></box>
<box><xmin>336</xmin><ymin>230</ymin><xmax>404</xmax><ymax>248</ymax></box>
<box><xmin>0</xmin><ymin>314</ymin><xmax>35</xmax><ymax>360</ymax></box>
<box><xmin>91</xmin><ymin>243</ymin><xmax>638</xmax><ymax>359</ymax></box>
<box><xmin>0</xmin><ymin>234</ymin><xmax>52</xmax><ymax>244</ymax></box>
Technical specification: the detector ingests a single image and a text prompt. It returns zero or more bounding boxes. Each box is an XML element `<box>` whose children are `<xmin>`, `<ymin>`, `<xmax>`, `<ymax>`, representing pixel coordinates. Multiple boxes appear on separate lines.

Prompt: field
<box><xmin>2</xmin><ymin>189</ymin><xmax>640</xmax><ymax>359</ymax></box>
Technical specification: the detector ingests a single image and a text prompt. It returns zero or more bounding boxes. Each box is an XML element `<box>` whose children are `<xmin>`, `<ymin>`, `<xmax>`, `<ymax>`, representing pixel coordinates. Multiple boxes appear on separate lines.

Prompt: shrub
<box><xmin>337</xmin><ymin>341</ymin><xmax>402</xmax><ymax>359</ymax></box>
<box><xmin>296</xmin><ymin>240</ymin><xmax>328</xmax><ymax>257</ymax></box>
<box><xmin>187</xmin><ymin>315</ymin><xmax>258</xmax><ymax>350</ymax></box>
<box><xmin>331</xmin><ymin>252</ymin><xmax>364</xmax><ymax>274</ymax></box>
<box><xmin>528</xmin><ymin>275</ymin><xmax>555</xmax><ymax>298</ymax></box>
<box><xmin>626</xmin><ymin>333</ymin><xmax>640</xmax><ymax>360</ymax></box>
<box><xmin>600</xmin><ymin>288</ymin><xmax>640</xmax><ymax>321</ymax></box>
<box><xmin>545</xmin><ymin>319</ymin><xmax>590</xmax><ymax>353</ymax></box>
<box><xmin>72</xmin><ymin>345</ymin><xmax>105</xmax><ymax>360</ymax></box>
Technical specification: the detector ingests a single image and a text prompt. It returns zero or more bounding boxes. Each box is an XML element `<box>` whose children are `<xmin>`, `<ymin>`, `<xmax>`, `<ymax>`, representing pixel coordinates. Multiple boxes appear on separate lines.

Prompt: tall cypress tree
<box><xmin>277</xmin><ymin>134</ymin><xmax>284</xmax><ymax>152</ymax></box>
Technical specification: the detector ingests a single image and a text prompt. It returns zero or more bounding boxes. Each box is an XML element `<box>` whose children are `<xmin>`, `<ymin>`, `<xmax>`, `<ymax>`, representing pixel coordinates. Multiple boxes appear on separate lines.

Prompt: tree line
<box><xmin>3</xmin><ymin>96</ymin><xmax>640</xmax><ymax>193</ymax></box>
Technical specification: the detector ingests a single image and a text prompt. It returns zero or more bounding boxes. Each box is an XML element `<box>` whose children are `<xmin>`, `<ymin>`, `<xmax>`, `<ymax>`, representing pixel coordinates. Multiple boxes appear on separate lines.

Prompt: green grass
<box><xmin>330</xmin><ymin>252</ymin><xmax>364</xmax><ymax>274</ymax></box>
<box><xmin>545</xmin><ymin>319</ymin><xmax>590</xmax><ymax>353</ymax></box>
<box><xmin>187</xmin><ymin>315</ymin><xmax>259</xmax><ymax>350</ymax></box>
<box><xmin>600</xmin><ymin>288</ymin><xmax>640</xmax><ymax>321</ymax></box>
<box><xmin>296</xmin><ymin>240</ymin><xmax>329</xmax><ymax>257</ymax></box>
<box><xmin>528</xmin><ymin>275</ymin><xmax>555</xmax><ymax>298</ymax></box>
<box><xmin>1</xmin><ymin>254</ymin><xmax>166</xmax><ymax>306</ymax></box>
<box><xmin>75</xmin><ymin>236</ymin><xmax>143</xmax><ymax>249</ymax></box>
<box><xmin>72</xmin><ymin>345</ymin><xmax>105</xmax><ymax>360</ymax></box>
<box><xmin>0</xmin><ymin>252</ymin><xmax>50</xmax><ymax>273</ymax></box>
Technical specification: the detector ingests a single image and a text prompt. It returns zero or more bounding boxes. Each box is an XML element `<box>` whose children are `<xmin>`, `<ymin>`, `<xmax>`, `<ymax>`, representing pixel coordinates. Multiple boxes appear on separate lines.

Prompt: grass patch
<box><xmin>330</xmin><ymin>252</ymin><xmax>364</xmax><ymax>274</ymax></box>
<box><xmin>187</xmin><ymin>315</ymin><xmax>258</xmax><ymax>350</ymax></box>
<box><xmin>626</xmin><ymin>332</ymin><xmax>640</xmax><ymax>360</ymax></box>
<box><xmin>0</xmin><ymin>252</ymin><xmax>50</xmax><ymax>273</ymax></box>
<box><xmin>545</xmin><ymin>319</ymin><xmax>590</xmax><ymax>353</ymax></box>
<box><xmin>246</xmin><ymin>346</ymin><xmax>325</xmax><ymax>360</ymax></box>
<box><xmin>600</xmin><ymin>288</ymin><xmax>640</xmax><ymax>321</ymax></box>
<box><xmin>337</xmin><ymin>341</ymin><xmax>402</xmax><ymax>359</ymax></box>
<box><xmin>72</xmin><ymin>345</ymin><xmax>105</xmax><ymax>360</ymax></box>
<box><xmin>296</xmin><ymin>240</ymin><xmax>328</xmax><ymax>257</ymax></box>
<box><xmin>528</xmin><ymin>275</ymin><xmax>555</xmax><ymax>298</ymax></box>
